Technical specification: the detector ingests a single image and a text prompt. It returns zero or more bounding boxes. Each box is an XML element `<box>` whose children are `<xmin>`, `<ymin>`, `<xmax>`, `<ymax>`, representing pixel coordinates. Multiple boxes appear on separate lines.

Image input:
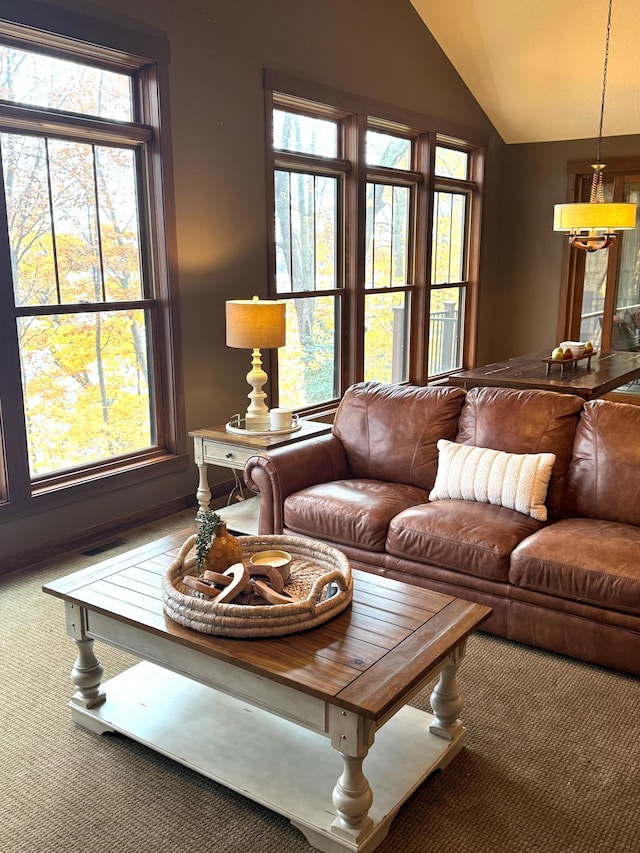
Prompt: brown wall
<box><xmin>0</xmin><ymin>0</ymin><xmax>503</xmax><ymax>565</ymax></box>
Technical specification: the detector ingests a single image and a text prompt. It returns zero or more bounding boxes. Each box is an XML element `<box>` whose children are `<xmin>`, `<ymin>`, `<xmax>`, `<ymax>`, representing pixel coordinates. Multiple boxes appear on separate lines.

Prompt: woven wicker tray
<box><xmin>162</xmin><ymin>534</ymin><xmax>353</xmax><ymax>637</ymax></box>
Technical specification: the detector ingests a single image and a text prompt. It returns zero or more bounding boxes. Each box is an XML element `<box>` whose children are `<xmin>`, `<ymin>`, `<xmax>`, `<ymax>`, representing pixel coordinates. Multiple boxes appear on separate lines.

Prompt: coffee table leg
<box><xmin>329</xmin><ymin>707</ymin><xmax>375</xmax><ymax>843</ymax></box>
<box><xmin>65</xmin><ymin>602</ymin><xmax>106</xmax><ymax>710</ymax></box>
<box><xmin>429</xmin><ymin>642</ymin><xmax>466</xmax><ymax>741</ymax></box>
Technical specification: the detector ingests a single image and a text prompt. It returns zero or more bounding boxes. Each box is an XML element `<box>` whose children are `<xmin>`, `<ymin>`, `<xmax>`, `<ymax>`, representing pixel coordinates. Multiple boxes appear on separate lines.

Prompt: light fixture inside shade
<box><xmin>553</xmin><ymin>0</ymin><xmax>637</xmax><ymax>252</ymax></box>
<box><xmin>225</xmin><ymin>295</ymin><xmax>286</xmax><ymax>430</ymax></box>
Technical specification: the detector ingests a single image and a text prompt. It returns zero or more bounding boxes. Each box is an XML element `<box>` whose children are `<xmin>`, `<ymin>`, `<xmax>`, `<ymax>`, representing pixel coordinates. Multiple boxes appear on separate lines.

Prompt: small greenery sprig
<box><xmin>195</xmin><ymin>510</ymin><xmax>224</xmax><ymax>570</ymax></box>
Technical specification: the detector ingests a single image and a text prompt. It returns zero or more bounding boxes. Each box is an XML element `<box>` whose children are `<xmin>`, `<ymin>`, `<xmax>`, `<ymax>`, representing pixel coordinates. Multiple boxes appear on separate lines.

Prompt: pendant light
<box><xmin>553</xmin><ymin>0</ymin><xmax>637</xmax><ymax>252</ymax></box>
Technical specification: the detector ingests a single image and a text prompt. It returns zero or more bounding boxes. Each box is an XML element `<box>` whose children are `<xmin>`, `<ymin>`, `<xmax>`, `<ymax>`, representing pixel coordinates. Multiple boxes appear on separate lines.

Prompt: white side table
<box><xmin>189</xmin><ymin>419</ymin><xmax>331</xmax><ymax>534</ymax></box>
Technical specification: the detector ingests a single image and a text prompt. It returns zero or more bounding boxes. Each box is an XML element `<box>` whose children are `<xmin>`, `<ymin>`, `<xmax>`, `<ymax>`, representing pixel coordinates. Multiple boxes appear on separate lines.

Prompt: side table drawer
<box><xmin>202</xmin><ymin>440</ymin><xmax>256</xmax><ymax>469</ymax></box>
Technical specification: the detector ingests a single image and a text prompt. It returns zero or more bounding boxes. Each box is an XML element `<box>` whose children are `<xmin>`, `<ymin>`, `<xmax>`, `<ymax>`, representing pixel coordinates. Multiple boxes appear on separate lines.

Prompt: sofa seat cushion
<box><xmin>510</xmin><ymin>518</ymin><xmax>640</xmax><ymax>616</ymax></box>
<box><xmin>284</xmin><ymin>480</ymin><xmax>430</xmax><ymax>551</ymax></box>
<box><xmin>386</xmin><ymin>499</ymin><xmax>545</xmax><ymax>582</ymax></box>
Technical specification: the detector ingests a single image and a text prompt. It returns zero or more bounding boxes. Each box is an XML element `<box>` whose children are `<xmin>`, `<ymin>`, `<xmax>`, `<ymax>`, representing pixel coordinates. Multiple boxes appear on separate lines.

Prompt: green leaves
<box><xmin>195</xmin><ymin>511</ymin><xmax>223</xmax><ymax>570</ymax></box>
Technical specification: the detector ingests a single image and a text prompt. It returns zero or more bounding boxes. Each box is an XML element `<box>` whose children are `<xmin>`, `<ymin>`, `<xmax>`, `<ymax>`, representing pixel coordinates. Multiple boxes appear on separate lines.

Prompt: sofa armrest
<box><xmin>244</xmin><ymin>433</ymin><xmax>349</xmax><ymax>534</ymax></box>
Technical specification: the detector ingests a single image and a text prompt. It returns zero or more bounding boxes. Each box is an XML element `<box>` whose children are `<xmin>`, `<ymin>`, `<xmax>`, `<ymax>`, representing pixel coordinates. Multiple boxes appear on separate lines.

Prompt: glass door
<box><xmin>573</xmin><ymin>170</ymin><xmax>640</xmax><ymax>398</ymax></box>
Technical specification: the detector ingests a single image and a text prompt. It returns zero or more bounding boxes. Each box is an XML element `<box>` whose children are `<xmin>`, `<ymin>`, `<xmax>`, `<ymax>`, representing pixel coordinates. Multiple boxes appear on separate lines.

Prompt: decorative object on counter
<box><xmin>225</xmin><ymin>295</ymin><xmax>286</xmax><ymax>431</ymax></box>
<box><xmin>192</xmin><ymin>509</ymin><xmax>243</xmax><ymax>573</ymax></box>
<box><xmin>543</xmin><ymin>340</ymin><xmax>595</xmax><ymax>375</ymax></box>
<box><xmin>162</xmin><ymin>535</ymin><xmax>353</xmax><ymax>637</ymax></box>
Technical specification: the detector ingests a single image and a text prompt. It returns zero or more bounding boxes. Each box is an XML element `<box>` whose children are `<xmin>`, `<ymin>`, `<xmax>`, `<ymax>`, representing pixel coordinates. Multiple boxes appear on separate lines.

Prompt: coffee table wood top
<box><xmin>44</xmin><ymin>529</ymin><xmax>490</xmax><ymax>721</ymax></box>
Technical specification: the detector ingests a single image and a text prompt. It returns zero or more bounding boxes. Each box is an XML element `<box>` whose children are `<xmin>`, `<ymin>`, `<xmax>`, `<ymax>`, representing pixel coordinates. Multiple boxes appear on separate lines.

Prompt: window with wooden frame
<box><xmin>558</xmin><ymin>157</ymin><xmax>640</xmax><ymax>399</ymax></box>
<box><xmin>0</xmin><ymin>18</ymin><xmax>184</xmax><ymax>512</ymax></box>
<box><xmin>264</xmin><ymin>72</ymin><xmax>485</xmax><ymax>413</ymax></box>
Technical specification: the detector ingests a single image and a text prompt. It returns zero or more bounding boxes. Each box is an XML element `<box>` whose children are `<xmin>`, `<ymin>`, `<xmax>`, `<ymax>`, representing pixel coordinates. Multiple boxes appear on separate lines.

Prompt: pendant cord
<box><xmin>596</xmin><ymin>0</ymin><xmax>613</xmax><ymax>166</ymax></box>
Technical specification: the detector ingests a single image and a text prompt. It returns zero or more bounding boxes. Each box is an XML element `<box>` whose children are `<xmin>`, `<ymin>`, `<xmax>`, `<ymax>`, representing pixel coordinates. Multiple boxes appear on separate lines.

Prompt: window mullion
<box><xmin>0</xmin><ymin>170</ymin><xmax>31</xmax><ymax>504</ymax></box>
<box><xmin>15</xmin><ymin>299</ymin><xmax>155</xmax><ymax>318</ymax></box>
<box><xmin>390</xmin><ymin>186</ymin><xmax>395</xmax><ymax>288</ymax></box>
<box><xmin>345</xmin><ymin>112</ymin><xmax>367</xmax><ymax>387</ymax></box>
<box><xmin>274</xmin><ymin>150</ymin><xmax>350</xmax><ymax>176</ymax></box>
<box><xmin>0</xmin><ymin>103</ymin><xmax>152</xmax><ymax>147</ymax></box>
<box><xmin>407</xmin><ymin>131</ymin><xmax>433</xmax><ymax>384</ymax></box>
<box><xmin>91</xmin><ymin>144</ymin><xmax>107</xmax><ymax>301</ymax></box>
<box><xmin>43</xmin><ymin>137</ymin><xmax>62</xmax><ymax>304</ymax></box>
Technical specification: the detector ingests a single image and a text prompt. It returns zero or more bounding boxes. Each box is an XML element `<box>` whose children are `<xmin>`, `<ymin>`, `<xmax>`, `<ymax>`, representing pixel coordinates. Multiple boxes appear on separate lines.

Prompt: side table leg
<box><xmin>195</xmin><ymin>463</ymin><xmax>212</xmax><ymax>521</ymax></box>
<box><xmin>429</xmin><ymin>642</ymin><xmax>466</xmax><ymax>741</ymax></box>
<box><xmin>193</xmin><ymin>437</ymin><xmax>211</xmax><ymax>521</ymax></box>
<box><xmin>329</xmin><ymin>706</ymin><xmax>375</xmax><ymax>844</ymax></box>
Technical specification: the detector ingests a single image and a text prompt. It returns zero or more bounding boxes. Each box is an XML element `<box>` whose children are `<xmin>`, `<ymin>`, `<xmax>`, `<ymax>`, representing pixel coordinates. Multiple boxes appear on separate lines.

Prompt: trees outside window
<box><xmin>265</xmin><ymin>74</ymin><xmax>484</xmax><ymax>412</ymax></box>
<box><xmin>0</xmin><ymin>22</ymin><xmax>182</xmax><ymax>511</ymax></box>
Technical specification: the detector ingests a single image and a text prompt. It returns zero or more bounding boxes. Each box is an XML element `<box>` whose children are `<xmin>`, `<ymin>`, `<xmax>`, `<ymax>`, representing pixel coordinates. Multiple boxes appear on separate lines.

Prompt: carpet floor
<box><xmin>1</xmin><ymin>509</ymin><xmax>638</xmax><ymax>853</ymax></box>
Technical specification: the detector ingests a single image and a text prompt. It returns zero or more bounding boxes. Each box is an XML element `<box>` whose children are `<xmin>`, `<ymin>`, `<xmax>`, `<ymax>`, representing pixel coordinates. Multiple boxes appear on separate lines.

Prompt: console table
<box><xmin>447</xmin><ymin>350</ymin><xmax>640</xmax><ymax>400</ymax></box>
<box><xmin>190</xmin><ymin>419</ymin><xmax>331</xmax><ymax>533</ymax></box>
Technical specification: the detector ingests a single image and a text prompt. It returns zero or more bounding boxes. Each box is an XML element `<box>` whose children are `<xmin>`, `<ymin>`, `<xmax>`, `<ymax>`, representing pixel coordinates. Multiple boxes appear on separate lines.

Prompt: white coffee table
<box><xmin>44</xmin><ymin>530</ymin><xmax>491</xmax><ymax>853</ymax></box>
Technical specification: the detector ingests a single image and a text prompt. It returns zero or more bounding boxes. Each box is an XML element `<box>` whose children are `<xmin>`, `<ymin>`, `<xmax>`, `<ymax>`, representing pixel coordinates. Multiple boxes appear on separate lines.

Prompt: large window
<box><xmin>0</xmin><ymin>19</ymin><xmax>183</xmax><ymax>510</ymax></box>
<box><xmin>558</xmin><ymin>158</ymin><xmax>640</xmax><ymax>399</ymax></box>
<box><xmin>272</xmin><ymin>108</ymin><xmax>343</xmax><ymax>407</ymax></box>
<box><xmin>266</xmin><ymin>74</ymin><xmax>484</xmax><ymax>411</ymax></box>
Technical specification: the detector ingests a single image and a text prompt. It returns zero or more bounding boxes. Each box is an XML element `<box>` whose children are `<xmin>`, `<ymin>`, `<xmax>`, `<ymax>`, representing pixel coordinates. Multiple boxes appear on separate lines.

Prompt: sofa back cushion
<box><xmin>332</xmin><ymin>381</ymin><xmax>466</xmax><ymax>490</ymax></box>
<box><xmin>455</xmin><ymin>387</ymin><xmax>583</xmax><ymax>518</ymax></box>
<box><xmin>565</xmin><ymin>399</ymin><xmax>640</xmax><ymax>526</ymax></box>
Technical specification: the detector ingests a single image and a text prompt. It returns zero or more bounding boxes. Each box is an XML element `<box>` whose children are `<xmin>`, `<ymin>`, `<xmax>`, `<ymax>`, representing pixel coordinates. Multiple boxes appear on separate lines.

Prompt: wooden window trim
<box><xmin>0</xmin><ymin>103</ymin><xmax>153</xmax><ymax>146</ymax></box>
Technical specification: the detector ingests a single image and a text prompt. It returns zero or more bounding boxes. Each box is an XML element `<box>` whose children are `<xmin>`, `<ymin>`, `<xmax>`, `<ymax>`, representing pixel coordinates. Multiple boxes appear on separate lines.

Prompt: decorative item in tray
<box><xmin>542</xmin><ymin>341</ymin><xmax>596</xmax><ymax>375</ymax></box>
<box><xmin>162</xmin><ymin>534</ymin><xmax>353</xmax><ymax>637</ymax></box>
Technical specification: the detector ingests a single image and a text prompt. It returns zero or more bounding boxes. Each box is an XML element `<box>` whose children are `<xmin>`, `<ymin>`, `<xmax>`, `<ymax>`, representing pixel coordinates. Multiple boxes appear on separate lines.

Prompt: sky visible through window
<box><xmin>0</xmin><ymin>45</ymin><xmax>132</xmax><ymax>121</ymax></box>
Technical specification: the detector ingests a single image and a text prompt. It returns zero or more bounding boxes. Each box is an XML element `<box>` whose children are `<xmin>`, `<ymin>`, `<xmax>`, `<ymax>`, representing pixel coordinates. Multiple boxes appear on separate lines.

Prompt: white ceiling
<box><xmin>410</xmin><ymin>0</ymin><xmax>640</xmax><ymax>144</ymax></box>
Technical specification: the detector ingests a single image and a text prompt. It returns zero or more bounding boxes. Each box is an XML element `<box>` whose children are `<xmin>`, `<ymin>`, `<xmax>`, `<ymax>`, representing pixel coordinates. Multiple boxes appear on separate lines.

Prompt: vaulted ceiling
<box><xmin>410</xmin><ymin>0</ymin><xmax>640</xmax><ymax>144</ymax></box>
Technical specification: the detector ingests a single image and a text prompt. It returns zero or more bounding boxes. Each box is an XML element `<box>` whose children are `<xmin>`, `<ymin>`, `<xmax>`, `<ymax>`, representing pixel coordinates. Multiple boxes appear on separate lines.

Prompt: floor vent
<box><xmin>82</xmin><ymin>539</ymin><xmax>126</xmax><ymax>557</ymax></box>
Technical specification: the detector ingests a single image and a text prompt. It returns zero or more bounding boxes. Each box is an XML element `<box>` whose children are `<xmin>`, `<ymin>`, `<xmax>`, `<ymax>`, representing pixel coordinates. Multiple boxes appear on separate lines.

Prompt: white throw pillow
<box><xmin>429</xmin><ymin>440</ymin><xmax>556</xmax><ymax>521</ymax></box>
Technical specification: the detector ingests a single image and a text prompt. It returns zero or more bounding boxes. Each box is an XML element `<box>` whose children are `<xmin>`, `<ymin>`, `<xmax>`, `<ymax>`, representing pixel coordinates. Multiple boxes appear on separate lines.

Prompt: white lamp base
<box><xmin>244</xmin><ymin>347</ymin><xmax>271</xmax><ymax>431</ymax></box>
<box><xmin>245</xmin><ymin>413</ymin><xmax>271</xmax><ymax>431</ymax></box>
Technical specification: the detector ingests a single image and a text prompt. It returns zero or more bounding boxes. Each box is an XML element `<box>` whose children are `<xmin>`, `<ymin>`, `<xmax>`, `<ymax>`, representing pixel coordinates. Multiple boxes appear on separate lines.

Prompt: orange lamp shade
<box><xmin>226</xmin><ymin>296</ymin><xmax>286</xmax><ymax>350</ymax></box>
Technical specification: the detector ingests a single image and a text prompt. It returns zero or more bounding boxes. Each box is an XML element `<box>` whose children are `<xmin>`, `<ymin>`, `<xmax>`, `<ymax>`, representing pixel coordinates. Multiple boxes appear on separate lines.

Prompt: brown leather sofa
<box><xmin>244</xmin><ymin>382</ymin><xmax>640</xmax><ymax>676</ymax></box>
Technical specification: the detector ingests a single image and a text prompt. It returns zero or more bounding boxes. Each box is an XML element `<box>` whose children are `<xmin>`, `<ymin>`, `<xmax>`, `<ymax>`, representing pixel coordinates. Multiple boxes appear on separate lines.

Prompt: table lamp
<box><xmin>225</xmin><ymin>295</ymin><xmax>286</xmax><ymax>430</ymax></box>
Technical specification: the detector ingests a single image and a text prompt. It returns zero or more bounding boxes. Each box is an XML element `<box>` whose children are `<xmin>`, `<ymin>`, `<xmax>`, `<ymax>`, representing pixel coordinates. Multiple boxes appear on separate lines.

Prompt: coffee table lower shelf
<box><xmin>72</xmin><ymin>661</ymin><xmax>464</xmax><ymax>853</ymax></box>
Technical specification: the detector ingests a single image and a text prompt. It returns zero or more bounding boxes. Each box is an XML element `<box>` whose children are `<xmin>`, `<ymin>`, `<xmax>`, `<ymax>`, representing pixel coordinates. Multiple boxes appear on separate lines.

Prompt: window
<box><xmin>364</xmin><ymin>131</ymin><xmax>413</xmax><ymax>384</ymax></box>
<box><xmin>430</xmin><ymin>145</ymin><xmax>474</xmax><ymax>377</ymax></box>
<box><xmin>0</xmin><ymin>18</ymin><xmax>183</xmax><ymax>510</ymax></box>
<box><xmin>266</xmin><ymin>74</ymin><xmax>484</xmax><ymax>412</ymax></box>
<box><xmin>558</xmin><ymin>158</ymin><xmax>640</xmax><ymax>398</ymax></box>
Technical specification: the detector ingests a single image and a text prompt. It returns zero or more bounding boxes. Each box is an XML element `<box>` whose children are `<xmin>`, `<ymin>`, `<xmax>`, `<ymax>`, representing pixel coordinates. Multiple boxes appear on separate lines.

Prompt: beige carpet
<box><xmin>1</xmin><ymin>509</ymin><xmax>638</xmax><ymax>853</ymax></box>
